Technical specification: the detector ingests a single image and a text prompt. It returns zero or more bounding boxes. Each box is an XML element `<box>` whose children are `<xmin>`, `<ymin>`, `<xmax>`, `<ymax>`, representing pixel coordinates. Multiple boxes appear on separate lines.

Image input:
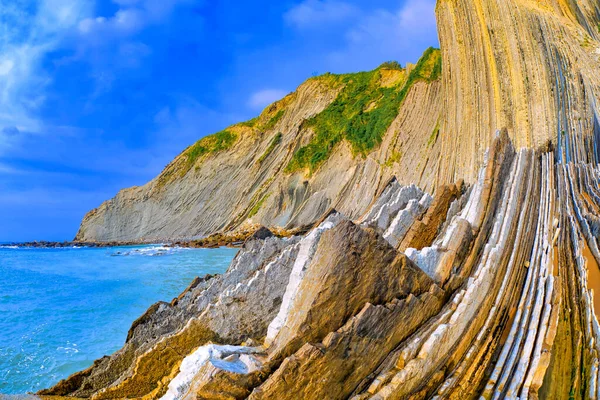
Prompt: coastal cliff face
<box><xmin>44</xmin><ymin>131</ymin><xmax>600</xmax><ymax>399</ymax></box>
<box><xmin>436</xmin><ymin>0</ymin><xmax>600</xmax><ymax>183</ymax></box>
<box><xmin>75</xmin><ymin>50</ymin><xmax>443</xmax><ymax>242</ymax></box>
<box><xmin>46</xmin><ymin>0</ymin><xmax>600</xmax><ymax>398</ymax></box>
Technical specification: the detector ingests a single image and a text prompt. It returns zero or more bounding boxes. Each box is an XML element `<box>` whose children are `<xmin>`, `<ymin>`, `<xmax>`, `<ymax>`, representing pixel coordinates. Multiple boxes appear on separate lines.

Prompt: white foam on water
<box><xmin>110</xmin><ymin>245</ymin><xmax>189</xmax><ymax>257</ymax></box>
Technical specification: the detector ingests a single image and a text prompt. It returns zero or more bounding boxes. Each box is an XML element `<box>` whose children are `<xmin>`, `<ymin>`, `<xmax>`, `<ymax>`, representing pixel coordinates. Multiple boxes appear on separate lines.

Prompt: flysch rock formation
<box><xmin>40</xmin><ymin>0</ymin><xmax>600</xmax><ymax>398</ymax></box>
<box><xmin>436</xmin><ymin>0</ymin><xmax>600</xmax><ymax>184</ymax></box>
<box><xmin>43</xmin><ymin>129</ymin><xmax>600</xmax><ymax>399</ymax></box>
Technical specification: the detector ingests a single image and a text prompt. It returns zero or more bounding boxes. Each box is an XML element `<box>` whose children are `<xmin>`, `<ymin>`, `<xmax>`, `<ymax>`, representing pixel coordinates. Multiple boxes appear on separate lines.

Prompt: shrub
<box><xmin>379</xmin><ymin>61</ymin><xmax>402</xmax><ymax>70</ymax></box>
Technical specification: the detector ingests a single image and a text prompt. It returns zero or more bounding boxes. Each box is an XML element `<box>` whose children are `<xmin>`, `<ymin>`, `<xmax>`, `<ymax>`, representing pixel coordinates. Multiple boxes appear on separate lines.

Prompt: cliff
<box><xmin>75</xmin><ymin>50</ymin><xmax>443</xmax><ymax>242</ymax></box>
<box><xmin>41</xmin><ymin>0</ymin><xmax>600</xmax><ymax>398</ymax></box>
<box><xmin>436</xmin><ymin>0</ymin><xmax>600</xmax><ymax>182</ymax></box>
<box><xmin>44</xmin><ymin>131</ymin><xmax>600</xmax><ymax>399</ymax></box>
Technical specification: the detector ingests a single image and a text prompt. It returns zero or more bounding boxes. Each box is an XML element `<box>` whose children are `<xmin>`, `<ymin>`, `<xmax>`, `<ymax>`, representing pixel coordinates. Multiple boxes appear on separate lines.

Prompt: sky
<box><xmin>0</xmin><ymin>0</ymin><xmax>439</xmax><ymax>242</ymax></box>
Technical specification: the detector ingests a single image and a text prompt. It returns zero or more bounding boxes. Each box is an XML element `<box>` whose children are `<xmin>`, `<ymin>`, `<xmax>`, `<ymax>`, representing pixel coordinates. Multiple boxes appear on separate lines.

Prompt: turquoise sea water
<box><xmin>0</xmin><ymin>245</ymin><xmax>238</xmax><ymax>395</ymax></box>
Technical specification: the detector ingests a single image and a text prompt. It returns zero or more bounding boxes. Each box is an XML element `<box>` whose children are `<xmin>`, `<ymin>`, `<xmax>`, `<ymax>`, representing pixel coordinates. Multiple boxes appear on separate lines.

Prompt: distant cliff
<box><xmin>75</xmin><ymin>49</ymin><xmax>443</xmax><ymax>242</ymax></box>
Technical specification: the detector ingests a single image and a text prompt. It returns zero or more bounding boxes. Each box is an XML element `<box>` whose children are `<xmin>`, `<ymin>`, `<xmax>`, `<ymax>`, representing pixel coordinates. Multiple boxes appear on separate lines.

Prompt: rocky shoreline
<box><xmin>2</xmin><ymin>226</ymin><xmax>304</xmax><ymax>250</ymax></box>
<box><xmin>42</xmin><ymin>132</ymin><xmax>596</xmax><ymax>399</ymax></box>
<box><xmin>25</xmin><ymin>0</ymin><xmax>600</xmax><ymax>396</ymax></box>
<box><xmin>1</xmin><ymin>241</ymin><xmax>143</xmax><ymax>249</ymax></box>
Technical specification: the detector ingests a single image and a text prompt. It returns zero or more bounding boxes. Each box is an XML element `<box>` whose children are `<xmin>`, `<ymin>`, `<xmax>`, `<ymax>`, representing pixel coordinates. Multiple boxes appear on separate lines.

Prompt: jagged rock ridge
<box><xmin>41</xmin><ymin>0</ymin><xmax>600</xmax><ymax>398</ymax></box>
<box><xmin>44</xmin><ymin>130</ymin><xmax>600</xmax><ymax>398</ymax></box>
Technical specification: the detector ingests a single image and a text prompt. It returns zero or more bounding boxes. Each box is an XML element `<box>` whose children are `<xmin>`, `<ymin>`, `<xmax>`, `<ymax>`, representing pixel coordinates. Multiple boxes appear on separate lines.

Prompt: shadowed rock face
<box><xmin>41</xmin><ymin>0</ymin><xmax>600</xmax><ymax>398</ymax></box>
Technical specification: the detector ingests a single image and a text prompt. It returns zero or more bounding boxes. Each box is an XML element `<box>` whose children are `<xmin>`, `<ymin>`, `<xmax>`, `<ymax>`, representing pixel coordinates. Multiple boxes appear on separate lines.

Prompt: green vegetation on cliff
<box><xmin>258</xmin><ymin>132</ymin><xmax>283</xmax><ymax>164</ymax></box>
<box><xmin>157</xmin><ymin>129</ymin><xmax>237</xmax><ymax>188</ymax></box>
<box><xmin>286</xmin><ymin>47</ymin><xmax>441</xmax><ymax>174</ymax></box>
<box><xmin>186</xmin><ymin>130</ymin><xmax>237</xmax><ymax>169</ymax></box>
<box><xmin>155</xmin><ymin>48</ymin><xmax>440</xmax><ymax>189</ymax></box>
<box><xmin>263</xmin><ymin>110</ymin><xmax>285</xmax><ymax>131</ymax></box>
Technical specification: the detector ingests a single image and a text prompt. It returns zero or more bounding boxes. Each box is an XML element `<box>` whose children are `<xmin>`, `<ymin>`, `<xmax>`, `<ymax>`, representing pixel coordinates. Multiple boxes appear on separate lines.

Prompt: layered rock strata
<box><xmin>436</xmin><ymin>0</ymin><xmax>600</xmax><ymax>183</ymax></box>
<box><xmin>44</xmin><ymin>0</ymin><xmax>600</xmax><ymax>397</ymax></box>
<box><xmin>44</xmin><ymin>131</ymin><xmax>600</xmax><ymax>399</ymax></box>
<box><xmin>75</xmin><ymin>51</ymin><xmax>444</xmax><ymax>242</ymax></box>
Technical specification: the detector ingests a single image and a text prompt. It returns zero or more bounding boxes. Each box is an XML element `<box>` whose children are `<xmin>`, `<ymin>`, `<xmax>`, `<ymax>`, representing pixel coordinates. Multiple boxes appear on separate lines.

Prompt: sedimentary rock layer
<box><xmin>75</xmin><ymin>51</ymin><xmax>443</xmax><ymax>242</ymax></box>
<box><xmin>436</xmin><ymin>0</ymin><xmax>600</xmax><ymax>183</ymax></box>
<box><xmin>44</xmin><ymin>131</ymin><xmax>600</xmax><ymax>399</ymax></box>
<box><xmin>47</xmin><ymin>0</ymin><xmax>600</xmax><ymax>398</ymax></box>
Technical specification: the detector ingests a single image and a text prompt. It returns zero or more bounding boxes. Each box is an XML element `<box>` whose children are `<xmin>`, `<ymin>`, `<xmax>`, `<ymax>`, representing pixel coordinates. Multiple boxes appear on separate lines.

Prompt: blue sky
<box><xmin>0</xmin><ymin>0</ymin><xmax>438</xmax><ymax>242</ymax></box>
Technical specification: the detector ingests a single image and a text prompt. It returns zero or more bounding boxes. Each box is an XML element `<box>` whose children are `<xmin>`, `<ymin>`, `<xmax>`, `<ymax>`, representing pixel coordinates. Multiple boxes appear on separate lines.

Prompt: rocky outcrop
<box><xmin>436</xmin><ymin>0</ymin><xmax>600</xmax><ymax>183</ymax></box>
<box><xmin>41</xmin><ymin>0</ymin><xmax>600</xmax><ymax>398</ymax></box>
<box><xmin>46</xmin><ymin>129</ymin><xmax>600</xmax><ymax>399</ymax></box>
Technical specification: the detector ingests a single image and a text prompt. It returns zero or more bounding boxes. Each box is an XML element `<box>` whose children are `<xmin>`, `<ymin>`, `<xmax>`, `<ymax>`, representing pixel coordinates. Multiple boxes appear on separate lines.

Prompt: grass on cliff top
<box><xmin>157</xmin><ymin>129</ymin><xmax>237</xmax><ymax>188</ymax></box>
<box><xmin>286</xmin><ymin>47</ymin><xmax>441</xmax><ymax>174</ymax></box>
<box><xmin>186</xmin><ymin>129</ymin><xmax>237</xmax><ymax>168</ymax></box>
<box><xmin>155</xmin><ymin>94</ymin><xmax>289</xmax><ymax>189</ymax></box>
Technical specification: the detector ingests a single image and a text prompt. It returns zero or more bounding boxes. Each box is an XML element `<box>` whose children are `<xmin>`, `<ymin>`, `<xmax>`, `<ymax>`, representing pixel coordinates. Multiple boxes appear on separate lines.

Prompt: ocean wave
<box><xmin>110</xmin><ymin>246</ymin><xmax>186</xmax><ymax>257</ymax></box>
<box><xmin>0</xmin><ymin>245</ymin><xmax>20</xmax><ymax>249</ymax></box>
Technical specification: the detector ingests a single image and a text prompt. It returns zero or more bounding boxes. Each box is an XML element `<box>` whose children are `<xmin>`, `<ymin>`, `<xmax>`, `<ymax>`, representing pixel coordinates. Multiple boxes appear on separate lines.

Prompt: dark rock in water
<box><xmin>248</xmin><ymin>226</ymin><xmax>274</xmax><ymax>241</ymax></box>
<box><xmin>3</xmin><ymin>240</ymin><xmax>143</xmax><ymax>249</ymax></box>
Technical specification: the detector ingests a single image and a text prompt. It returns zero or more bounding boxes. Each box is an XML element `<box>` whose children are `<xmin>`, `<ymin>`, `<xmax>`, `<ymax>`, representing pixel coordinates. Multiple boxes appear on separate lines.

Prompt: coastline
<box><xmin>0</xmin><ymin>225</ymin><xmax>312</xmax><ymax>250</ymax></box>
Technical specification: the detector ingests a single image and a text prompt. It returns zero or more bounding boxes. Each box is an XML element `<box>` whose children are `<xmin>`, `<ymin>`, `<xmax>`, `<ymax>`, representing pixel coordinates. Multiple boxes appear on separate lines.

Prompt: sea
<box><xmin>0</xmin><ymin>244</ymin><xmax>238</xmax><ymax>395</ymax></box>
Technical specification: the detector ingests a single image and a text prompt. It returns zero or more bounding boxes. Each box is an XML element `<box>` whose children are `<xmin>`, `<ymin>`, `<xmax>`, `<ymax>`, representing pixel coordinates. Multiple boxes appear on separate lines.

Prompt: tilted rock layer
<box><xmin>45</xmin><ymin>131</ymin><xmax>600</xmax><ymax>399</ymax></box>
<box><xmin>437</xmin><ymin>0</ymin><xmax>600</xmax><ymax>183</ymax></box>
<box><xmin>75</xmin><ymin>50</ymin><xmax>443</xmax><ymax>242</ymax></box>
<box><xmin>42</xmin><ymin>0</ymin><xmax>600</xmax><ymax>399</ymax></box>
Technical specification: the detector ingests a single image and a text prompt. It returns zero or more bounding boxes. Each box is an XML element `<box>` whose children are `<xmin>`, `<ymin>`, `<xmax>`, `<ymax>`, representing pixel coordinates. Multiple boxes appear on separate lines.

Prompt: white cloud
<box><xmin>247</xmin><ymin>89</ymin><xmax>288</xmax><ymax>110</ymax></box>
<box><xmin>327</xmin><ymin>0</ymin><xmax>438</xmax><ymax>71</ymax></box>
<box><xmin>0</xmin><ymin>60</ymin><xmax>15</xmax><ymax>76</ymax></box>
<box><xmin>0</xmin><ymin>0</ymin><xmax>91</xmax><ymax>138</ymax></box>
<box><xmin>73</xmin><ymin>0</ymin><xmax>197</xmax><ymax>94</ymax></box>
<box><xmin>398</xmin><ymin>0</ymin><xmax>437</xmax><ymax>31</ymax></box>
<box><xmin>285</xmin><ymin>0</ymin><xmax>359</xmax><ymax>28</ymax></box>
<box><xmin>78</xmin><ymin>0</ymin><xmax>196</xmax><ymax>39</ymax></box>
<box><xmin>78</xmin><ymin>9</ymin><xmax>145</xmax><ymax>36</ymax></box>
<box><xmin>0</xmin><ymin>0</ymin><xmax>198</xmax><ymax>154</ymax></box>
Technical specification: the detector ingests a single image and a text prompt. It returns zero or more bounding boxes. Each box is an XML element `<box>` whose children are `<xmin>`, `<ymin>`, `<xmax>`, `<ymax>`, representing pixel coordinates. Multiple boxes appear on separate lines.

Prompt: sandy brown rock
<box><xmin>250</xmin><ymin>289</ymin><xmax>444</xmax><ymax>400</ymax></box>
<box><xmin>436</xmin><ymin>0</ymin><xmax>600</xmax><ymax>184</ymax></box>
<box><xmin>265</xmin><ymin>219</ymin><xmax>437</xmax><ymax>362</ymax></box>
<box><xmin>39</xmin><ymin>1</ymin><xmax>600</xmax><ymax>399</ymax></box>
<box><xmin>398</xmin><ymin>182</ymin><xmax>462</xmax><ymax>251</ymax></box>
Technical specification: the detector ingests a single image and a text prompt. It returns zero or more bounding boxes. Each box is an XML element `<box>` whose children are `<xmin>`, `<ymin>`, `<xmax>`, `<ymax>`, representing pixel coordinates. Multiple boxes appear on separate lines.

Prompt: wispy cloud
<box><xmin>0</xmin><ymin>0</ymin><xmax>202</xmax><ymax>155</ymax></box>
<box><xmin>247</xmin><ymin>89</ymin><xmax>288</xmax><ymax>110</ymax></box>
<box><xmin>0</xmin><ymin>0</ymin><xmax>91</xmax><ymax>135</ymax></box>
<box><xmin>78</xmin><ymin>0</ymin><xmax>197</xmax><ymax>40</ymax></box>
<box><xmin>284</xmin><ymin>0</ymin><xmax>359</xmax><ymax>29</ymax></box>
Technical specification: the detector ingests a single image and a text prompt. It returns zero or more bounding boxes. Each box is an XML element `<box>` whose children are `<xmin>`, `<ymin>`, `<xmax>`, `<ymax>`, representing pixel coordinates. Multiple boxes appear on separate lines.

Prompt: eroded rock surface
<box><xmin>40</xmin><ymin>0</ymin><xmax>600</xmax><ymax>398</ymax></box>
